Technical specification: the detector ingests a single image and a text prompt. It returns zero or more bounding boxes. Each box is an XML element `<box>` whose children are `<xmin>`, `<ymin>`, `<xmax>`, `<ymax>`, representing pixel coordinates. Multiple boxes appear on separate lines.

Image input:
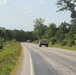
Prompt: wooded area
<box><xmin>33</xmin><ymin>18</ymin><xmax>76</xmax><ymax>47</ymax></box>
<box><xmin>0</xmin><ymin>28</ymin><xmax>36</xmax><ymax>49</ymax></box>
<box><xmin>0</xmin><ymin>0</ymin><xmax>76</xmax><ymax>49</ymax></box>
<box><xmin>0</xmin><ymin>18</ymin><xmax>76</xmax><ymax>49</ymax></box>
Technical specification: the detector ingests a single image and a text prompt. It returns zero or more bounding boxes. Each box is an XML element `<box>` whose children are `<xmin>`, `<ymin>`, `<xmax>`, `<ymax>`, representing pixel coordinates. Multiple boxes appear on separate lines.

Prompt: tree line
<box><xmin>33</xmin><ymin>18</ymin><xmax>76</xmax><ymax>47</ymax></box>
<box><xmin>0</xmin><ymin>27</ymin><xmax>36</xmax><ymax>41</ymax></box>
<box><xmin>0</xmin><ymin>27</ymin><xmax>37</xmax><ymax>49</ymax></box>
<box><xmin>0</xmin><ymin>0</ymin><xmax>76</xmax><ymax>49</ymax></box>
<box><xmin>0</xmin><ymin>18</ymin><xmax>76</xmax><ymax>49</ymax></box>
<box><xmin>33</xmin><ymin>0</ymin><xmax>76</xmax><ymax>46</ymax></box>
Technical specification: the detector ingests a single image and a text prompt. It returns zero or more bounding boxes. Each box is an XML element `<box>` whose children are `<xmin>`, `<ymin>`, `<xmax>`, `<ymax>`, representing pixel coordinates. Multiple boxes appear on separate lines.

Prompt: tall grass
<box><xmin>49</xmin><ymin>42</ymin><xmax>76</xmax><ymax>51</ymax></box>
<box><xmin>0</xmin><ymin>41</ymin><xmax>21</xmax><ymax>75</ymax></box>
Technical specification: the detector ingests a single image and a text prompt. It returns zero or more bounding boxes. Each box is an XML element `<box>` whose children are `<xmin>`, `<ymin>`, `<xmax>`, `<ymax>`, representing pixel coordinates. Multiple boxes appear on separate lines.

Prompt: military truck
<box><xmin>39</xmin><ymin>40</ymin><xmax>48</xmax><ymax>47</ymax></box>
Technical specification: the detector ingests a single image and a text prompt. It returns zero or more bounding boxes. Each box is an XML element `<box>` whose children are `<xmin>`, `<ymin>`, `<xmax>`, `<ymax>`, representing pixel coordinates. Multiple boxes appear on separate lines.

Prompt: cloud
<box><xmin>0</xmin><ymin>0</ymin><xmax>12</xmax><ymax>4</ymax></box>
<box><xmin>22</xmin><ymin>7</ymin><xmax>34</xmax><ymax>14</ymax></box>
<box><xmin>40</xmin><ymin>0</ymin><xmax>46</xmax><ymax>4</ymax></box>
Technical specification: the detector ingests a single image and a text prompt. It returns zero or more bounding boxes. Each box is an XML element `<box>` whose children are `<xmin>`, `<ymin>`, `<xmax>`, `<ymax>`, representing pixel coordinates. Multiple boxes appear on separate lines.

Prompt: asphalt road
<box><xmin>20</xmin><ymin>43</ymin><xmax>76</xmax><ymax>75</ymax></box>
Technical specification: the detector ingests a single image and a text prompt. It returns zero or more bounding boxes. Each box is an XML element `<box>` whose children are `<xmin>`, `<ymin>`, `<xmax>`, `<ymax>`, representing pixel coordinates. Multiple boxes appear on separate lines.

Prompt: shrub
<box><xmin>0</xmin><ymin>43</ymin><xmax>3</xmax><ymax>49</ymax></box>
<box><xmin>61</xmin><ymin>40</ymin><xmax>67</xmax><ymax>46</ymax></box>
<box><xmin>0</xmin><ymin>37</ymin><xmax>4</xmax><ymax>50</ymax></box>
<box><xmin>50</xmin><ymin>37</ymin><xmax>56</xmax><ymax>45</ymax></box>
<box><xmin>74</xmin><ymin>40</ymin><xmax>76</xmax><ymax>45</ymax></box>
<box><xmin>67</xmin><ymin>39</ymin><xmax>74</xmax><ymax>47</ymax></box>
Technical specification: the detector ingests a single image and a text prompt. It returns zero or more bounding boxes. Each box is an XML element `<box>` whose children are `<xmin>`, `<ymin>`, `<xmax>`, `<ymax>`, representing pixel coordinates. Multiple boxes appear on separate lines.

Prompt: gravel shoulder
<box><xmin>16</xmin><ymin>43</ymin><xmax>30</xmax><ymax>75</ymax></box>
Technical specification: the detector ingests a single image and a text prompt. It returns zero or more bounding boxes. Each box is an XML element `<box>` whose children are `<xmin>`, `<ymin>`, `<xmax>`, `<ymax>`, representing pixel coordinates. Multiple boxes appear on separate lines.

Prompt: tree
<box><xmin>45</xmin><ymin>23</ymin><xmax>57</xmax><ymax>39</ymax></box>
<box><xmin>33</xmin><ymin>18</ymin><xmax>47</xmax><ymax>39</ymax></box>
<box><xmin>58</xmin><ymin>21</ymin><xmax>69</xmax><ymax>33</ymax></box>
<box><xmin>70</xmin><ymin>19</ymin><xmax>76</xmax><ymax>34</ymax></box>
<box><xmin>56</xmin><ymin>0</ymin><xmax>76</xmax><ymax>18</ymax></box>
<box><xmin>0</xmin><ymin>27</ymin><xmax>7</xmax><ymax>40</ymax></box>
<box><xmin>6</xmin><ymin>29</ymin><xmax>13</xmax><ymax>40</ymax></box>
<box><xmin>0</xmin><ymin>37</ymin><xmax>4</xmax><ymax>49</ymax></box>
<box><xmin>55</xmin><ymin>22</ymin><xmax>69</xmax><ymax>43</ymax></box>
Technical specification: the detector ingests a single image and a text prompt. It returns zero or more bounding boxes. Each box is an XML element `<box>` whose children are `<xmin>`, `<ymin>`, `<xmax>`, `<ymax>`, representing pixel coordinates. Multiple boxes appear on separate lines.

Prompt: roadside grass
<box><xmin>0</xmin><ymin>41</ymin><xmax>21</xmax><ymax>75</ymax></box>
<box><xmin>49</xmin><ymin>43</ymin><xmax>76</xmax><ymax>51</ymax></box>
<box><xmin>10</xmin><ymin>45</ymin><xmax>23</xmax><ymax>75</ymax></box>
<box><xmin>32</xmin><ymin>40</ymin><xmax>76</xmax><ymax>51</ymax></box>
<box><xmin>31</xmin><ymin>40</ymin><xmax>39</xmax><ymax>44</ymax></box>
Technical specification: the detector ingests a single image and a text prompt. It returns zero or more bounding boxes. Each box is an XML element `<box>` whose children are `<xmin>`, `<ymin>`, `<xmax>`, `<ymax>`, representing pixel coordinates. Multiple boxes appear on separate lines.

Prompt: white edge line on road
<box><xmin>23</xmin><ymin>44</ymin><xmax>35</xmax><ymax>75</ymax></box>
<box><xmin>29</xmin><ymin>52</ymin><xmax>35</xmax><ymax>75</ymax></box>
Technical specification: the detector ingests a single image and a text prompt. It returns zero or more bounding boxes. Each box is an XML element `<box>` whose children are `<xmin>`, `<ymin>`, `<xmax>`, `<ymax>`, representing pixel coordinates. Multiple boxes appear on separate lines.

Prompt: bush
<box><xmin>61</xmin><ymin>40</ymin><xmax>67</xmax><ymax>46</ymax></box>
<box><xmin>74</xmin><ymin>40</ymin><xmax>76</xmax><ymax>45</ymax></box>
<box><xmin>0</xmin><ymin>44</ymin><xmax>3</xmax><ymax>49</ymax></box>
<box><xmin>67</xmin><ymin>39</ymin><xmax>74</xmax><ymax>47</ymax></box>
<box><xmin>0</xmin><ymin>37</ymin><xmax>4</xmax><ymax>50</ymax></box>
<box><xmin>50</xmin><ymin>37</ymin><xmax>56</xmax><ymax>45</ymax></box>
<box><xmin>33</xmin><ymin>40</ymin><xmax>39</xmax><ymax>44</ymax></box>
<box><xmin>41</xmin><ymin>38</ymin><xmax>48</xmax><ymax>40</ymax></box>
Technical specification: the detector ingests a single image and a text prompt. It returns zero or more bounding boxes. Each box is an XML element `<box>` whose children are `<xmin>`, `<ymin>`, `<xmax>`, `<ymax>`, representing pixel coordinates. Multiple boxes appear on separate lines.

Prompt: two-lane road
<box><xmin>20</xmin><ymin>43</ymin><xmax>76</xmax><ymax>75</ymax></box>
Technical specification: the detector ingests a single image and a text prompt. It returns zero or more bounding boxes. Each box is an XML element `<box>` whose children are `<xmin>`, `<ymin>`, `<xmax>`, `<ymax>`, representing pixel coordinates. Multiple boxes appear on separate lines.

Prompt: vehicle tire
<box><xmin>39</xmin><ymin>44</ymin><xmax>41</xmax><ymax>47</ymax></box>
<box><xmin>46</xmin><ymin>44</ymin><xmax>48</xmax><ymax>47</ymax></box>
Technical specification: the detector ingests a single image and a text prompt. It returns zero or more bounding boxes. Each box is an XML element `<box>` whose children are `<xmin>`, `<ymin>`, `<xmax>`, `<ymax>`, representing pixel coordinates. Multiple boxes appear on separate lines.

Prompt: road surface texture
<box><xmin>19</xmin><ymin>43</ymin><xmax>76</xmax><ymax>75</ymax></box>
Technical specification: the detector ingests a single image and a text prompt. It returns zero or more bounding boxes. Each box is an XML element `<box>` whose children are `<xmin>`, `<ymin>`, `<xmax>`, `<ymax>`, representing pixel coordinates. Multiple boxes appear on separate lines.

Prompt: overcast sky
<box><xmin>0</xmin><ymin>0</ymin><xmax>71</xmax><ymax>31</ymax></box>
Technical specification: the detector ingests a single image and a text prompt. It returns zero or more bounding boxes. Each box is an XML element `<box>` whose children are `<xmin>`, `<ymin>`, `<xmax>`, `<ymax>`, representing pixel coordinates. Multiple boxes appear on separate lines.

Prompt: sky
<box><xmin>0</xmin><ymin>0</ymin><xmax>71</xmax><ymax>31</ymax></box>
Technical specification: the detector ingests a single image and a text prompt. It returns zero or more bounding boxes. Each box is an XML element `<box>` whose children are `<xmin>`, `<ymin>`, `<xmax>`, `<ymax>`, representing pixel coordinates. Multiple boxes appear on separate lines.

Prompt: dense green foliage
<box><xmin>33</xmin><ymin>18</ymin><xmax>47</xmax><ymax>39</ymax></box>
<box><xmin>0</xmin><ymin>28</ymin><xmax>37</xmax><ymax>49</ymax></box>
<box><xmin>0</xmin><ymin>18</ymin><xmax>76</xmax><ymax>48</ymax></box>
<box><xmin>0</xmin><ymin>41</ymin><xmax>21</xmax><ymax>75</ymax></box>
<box><xmin>0</xmin><ymin>28</ymin><xmax>36</xmax><ymax>42</ymax></box>
<box><xmin>0</xmin><ymin>27</ymin><xmax>36</xmax><ymax>50</ymax></box>
<box><xmin>0</xmin><ymin>37</ymin><xmax>4</xmax><ymax>49</ymax></box>
<box><xmin>33</xmin><ymin>18</ymin><xmax>76</xmax><ymax>47</ymax></box>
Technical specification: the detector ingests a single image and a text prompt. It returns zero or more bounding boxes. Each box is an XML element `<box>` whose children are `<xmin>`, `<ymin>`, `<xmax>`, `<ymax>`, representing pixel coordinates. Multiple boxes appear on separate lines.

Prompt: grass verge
<box><xmin>49</xmin><ymin>43</ymin><xmax>76</xmax><ymax>51</ymax></box>
<box><xmin>0</xmin><ymin>41</ymin><xmax>22</xmax><ymax>75</ymax></box>
<box><xmin>10</xmin><ymin>45</ymin><xmax>23</xmax><ymax>75</ymax></box>
<box><xmin>32</xmin><ymin>41</ymin><xmax>76</xmax><ymax>51</ymax></box>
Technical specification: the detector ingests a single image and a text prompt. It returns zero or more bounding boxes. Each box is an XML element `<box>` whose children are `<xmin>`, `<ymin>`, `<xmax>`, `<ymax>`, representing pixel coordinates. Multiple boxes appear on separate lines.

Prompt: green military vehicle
<box><xmin>39</xmin><ymin>40</ymin><xmax>48</xmax><ymax>47</ymax></box>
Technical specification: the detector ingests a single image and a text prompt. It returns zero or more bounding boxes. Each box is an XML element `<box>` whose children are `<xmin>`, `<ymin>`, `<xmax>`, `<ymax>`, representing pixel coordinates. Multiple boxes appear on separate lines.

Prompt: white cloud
<box><xmin>0</xmin><ymin>0</ymin><xmax>12</xmax><ymax>4</ymax></box>
<box><xmin>40</xmin><ymin>0</ymin><xmax>46</xmax><ymax>4</ymax></box>
<box><xmin>22</xmin><ymin>7</ymin><xmax>34</xmax><ymax>14</ymax></box>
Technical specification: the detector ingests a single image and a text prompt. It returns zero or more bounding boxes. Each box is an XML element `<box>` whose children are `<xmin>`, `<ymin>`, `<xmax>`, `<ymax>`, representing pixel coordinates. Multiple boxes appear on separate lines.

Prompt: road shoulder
<box><xmin>16</xmin><ymin>43</ymin><xmax>30</xmax><ymax>75</ymax></box>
